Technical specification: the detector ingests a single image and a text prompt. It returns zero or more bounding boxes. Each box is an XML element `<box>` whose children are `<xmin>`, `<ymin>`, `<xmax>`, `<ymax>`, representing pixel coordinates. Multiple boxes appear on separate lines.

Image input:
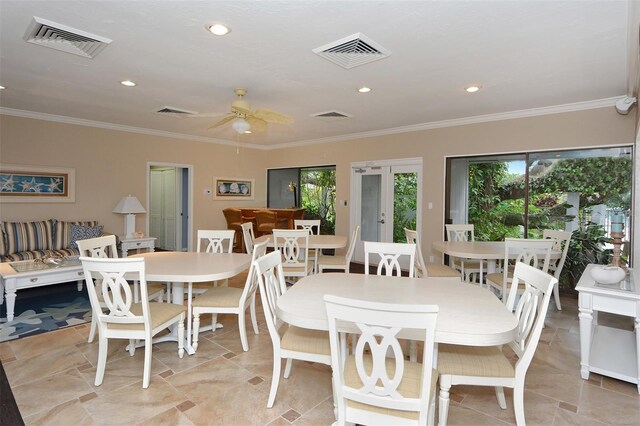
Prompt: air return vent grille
<box><xmin>23</xmin><ymin>16</ymin><xmax>112</xmax><ymax>58</ymax></box>
<box><xmin>312</xmin><ymin>33</ymin><xmax>391</xmax><ymax>69</ymax></box>
<box><xmin>156</xmin><ymin>106</ymin><xmax>198</xmax><ymax>117</ymax></box>
<box><xmin>310</xmin><ymin>110</ymin><xmax>353</xmax><ymax>121</ymax></box>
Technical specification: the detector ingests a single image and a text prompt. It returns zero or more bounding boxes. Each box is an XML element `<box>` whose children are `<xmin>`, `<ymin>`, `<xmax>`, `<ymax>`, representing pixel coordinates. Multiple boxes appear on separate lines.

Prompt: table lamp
<box><xmin>113</xmin><ymin>195</ymin><xmax>146</xmax><ymax>238</ymax></box>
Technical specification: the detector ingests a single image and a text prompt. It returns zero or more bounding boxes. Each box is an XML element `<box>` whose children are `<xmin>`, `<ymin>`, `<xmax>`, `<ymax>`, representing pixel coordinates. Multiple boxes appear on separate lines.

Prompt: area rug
<box><xmin>0</xmin><ymin>282</ymin><xmax>91</xmax><ymax>342</ymax></box>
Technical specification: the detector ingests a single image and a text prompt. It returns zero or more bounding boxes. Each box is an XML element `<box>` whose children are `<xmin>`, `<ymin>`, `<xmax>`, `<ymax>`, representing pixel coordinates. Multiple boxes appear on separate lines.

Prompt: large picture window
<box><xmin>267</xmin><ymin>165</ymin><xmax>336</xmax><ymax>234</ymax></box>
<box><xmin>446</xmin><ymin>146</ymin><xmax>633</xmax><ymax>285</ymax></box>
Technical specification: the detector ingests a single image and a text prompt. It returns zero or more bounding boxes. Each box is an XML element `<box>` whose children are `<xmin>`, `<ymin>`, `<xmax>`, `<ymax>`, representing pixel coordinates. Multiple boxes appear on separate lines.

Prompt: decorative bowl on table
<box><xmin>590</xmin><ymin>265</ymin><xmax>626</xmax><ymax>285</ymax></box>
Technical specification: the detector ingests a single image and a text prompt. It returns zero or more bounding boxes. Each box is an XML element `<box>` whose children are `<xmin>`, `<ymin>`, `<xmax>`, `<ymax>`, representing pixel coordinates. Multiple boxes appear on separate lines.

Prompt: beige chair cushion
<box><xmin>425</xmin><ymin>264</ymin><xmax>460</xmax><ymax>278</ymax></box>
<box><xmin>192</xmin><ymin>286</ymin><xmax>242</xmax><ymax>308</ymax></box>
<box><xmin>437</xmin><ymin>344</ymin><xmax>515</xmax><ymax>377</ymax></box>
<box><xmin>344</xmin><ymin>354</ymin><xmax>437</xmax><ymax>420</ymax></box>
<box><xmin>281</xmin><ymin>326</ymin><xmax>331</xmax><ymax>355</ymax></box>
<box><xmin>107</xmin><ymin>303</ymin><xmax>185</xmax><ymax>331</ymax></box>
<box><xmin>282</xmin><ymin>259</ymin><xmax>314</xmax><ymax>274</ymax></box>
<box><xmin>318</xmin><ymin>254</ymin><xmax>347</xmax><ymax>267</ymax></box>
<box><xmin>486</xmin><ymin>272</ymin><xmax>513</xmax><ymax>287</ymax></box>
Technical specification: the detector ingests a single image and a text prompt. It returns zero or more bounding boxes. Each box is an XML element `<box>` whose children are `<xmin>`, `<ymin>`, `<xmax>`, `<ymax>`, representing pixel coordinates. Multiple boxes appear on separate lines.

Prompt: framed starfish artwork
<box><xmin>0</xmin><ymin>164</ymin><xmax>75</xmax><ymax>203</ymax></box>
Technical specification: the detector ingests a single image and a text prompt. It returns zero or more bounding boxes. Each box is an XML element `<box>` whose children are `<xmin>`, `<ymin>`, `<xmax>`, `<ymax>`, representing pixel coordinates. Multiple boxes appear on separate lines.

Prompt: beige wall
<box><xmin>0</xmin><ymin>115</ymin><xmax>268</xmax><ymax>245</ymax></box>
<box><xmin>267</xmin><ymin>107</ymin><xmax>636</xmax><ymax>260</ymax></box>
<box><xmin>1</xmin><ymin>107</ymin><xmax>635</xmax><ymax>258</ymax></box>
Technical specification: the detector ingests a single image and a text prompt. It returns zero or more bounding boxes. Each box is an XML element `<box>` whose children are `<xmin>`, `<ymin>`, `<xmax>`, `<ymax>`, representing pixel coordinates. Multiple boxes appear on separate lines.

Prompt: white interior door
<box><xmin>149</xmin><ymin>170</ymin><xmax>164</xmax><ymax>247</ymax></box>
<box><xmin>162</xmin><ymin>168</ymin><xmax>177</xmax><ymax>250</ymax></box>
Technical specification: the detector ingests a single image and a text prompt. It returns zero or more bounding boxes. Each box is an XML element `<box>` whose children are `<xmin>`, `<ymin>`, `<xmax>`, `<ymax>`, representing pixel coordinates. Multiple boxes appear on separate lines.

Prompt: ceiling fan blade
<box><xmin>186</xmin><ymin>112</ymin><xmax>225</xmax><ymax>118</ymax></box>
<box><xmin>231</xmin><ymin>105</ymin><xmax>252</xmax><ymax>116</ymax></box>
<box><xmin>253</xmin><ymin>108</ymin><xmax>293</xmax><ymax>124</ymax></box>
<box><xmin>246</xmin><ymin>116</ymin><xmax>268</xmax><ymax>132</ymax></box>
<box><xmin>207</xmin><ymin>114</ymin><xmax>236</xmax><ymax>129</ymax></box>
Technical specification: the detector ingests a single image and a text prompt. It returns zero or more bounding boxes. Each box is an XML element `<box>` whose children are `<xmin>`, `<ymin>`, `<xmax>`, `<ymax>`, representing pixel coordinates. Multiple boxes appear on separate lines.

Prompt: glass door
<box><xmin>351</xmin><ymin>160</ymin><xmax>422</xmax><ymax>265</ymax></box>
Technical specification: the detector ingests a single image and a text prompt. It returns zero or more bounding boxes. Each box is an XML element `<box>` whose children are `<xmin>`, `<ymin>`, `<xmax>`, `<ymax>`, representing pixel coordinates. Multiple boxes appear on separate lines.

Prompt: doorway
<box><xmin>147</xmin><ymin>163</ymin><xmax>193</xmax><ymax>251</ymax></box>
<box><xmin>350</xmin><ymin>158</ymin><xmax>422</xmax><ymax>264</ymax></box>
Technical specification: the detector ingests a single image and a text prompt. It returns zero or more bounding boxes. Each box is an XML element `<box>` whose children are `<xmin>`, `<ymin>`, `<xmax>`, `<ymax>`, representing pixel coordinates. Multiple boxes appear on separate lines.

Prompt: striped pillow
<box><xmin>53</xmin><ymin>220</ymin><xmax>99</xmax><ymax>250</ymax></box>
<box><xmin>1</xmin><ymin>220</ymin><xmax>55</xmax><ymax>255</ymax></box>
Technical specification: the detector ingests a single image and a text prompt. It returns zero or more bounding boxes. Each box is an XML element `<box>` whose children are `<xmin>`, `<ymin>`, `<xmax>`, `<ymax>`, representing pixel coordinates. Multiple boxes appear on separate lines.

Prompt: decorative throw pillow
<box><xmin>69</xmin><ymin>224</ymin><xmax>104</xmax><ymax>250</ymax></box>
<box><xmin>54</xmin><ymin>220</ymin><xmax>99</xmax><ymax>249</ymax></box>
<box><xmin>1</xmin><ymin>219</ymin><xmax>55</xmax><ymax>254</ymax></box>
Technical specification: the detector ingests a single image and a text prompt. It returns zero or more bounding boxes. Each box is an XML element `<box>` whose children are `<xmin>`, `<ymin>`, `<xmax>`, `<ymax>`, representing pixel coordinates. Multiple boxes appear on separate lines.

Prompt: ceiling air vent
<box><xmin>310</xmin><ymin>110</ymin><xmax>354</xmax><ymax>121</ymax></box>
<box><xmin>23</xmin><ymin>16</ymin><xmax>112</xmax><ymax>58</ymax></box>
<box><xmin>156</xmin><ymin>106</ymin><xmax>198</xmax><ymax>117</ymax></box>
<box><xmin>312</xmin><ymin>33</ymin><xmax>391</xmax><ymax>69</ymax></box>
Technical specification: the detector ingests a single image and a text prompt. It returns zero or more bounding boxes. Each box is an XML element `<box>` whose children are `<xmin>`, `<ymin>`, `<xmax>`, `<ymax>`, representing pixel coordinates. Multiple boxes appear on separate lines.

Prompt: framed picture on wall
<box><xmin>213</xmin><ymin>177</ymin><xmax>255</xmax><ymax>200</ymax></box>
<box><xmin>0</xmin><ymin>164</ymin><xmax>76</xmax><ymax>203</ymax></box>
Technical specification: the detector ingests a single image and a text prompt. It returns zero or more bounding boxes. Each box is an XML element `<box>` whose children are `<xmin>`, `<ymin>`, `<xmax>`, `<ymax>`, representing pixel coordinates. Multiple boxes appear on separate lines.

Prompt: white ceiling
<box><xmin>0</xmin><ymin>1</ymin><xmax>630</xmax><ymax>149</ymax></box>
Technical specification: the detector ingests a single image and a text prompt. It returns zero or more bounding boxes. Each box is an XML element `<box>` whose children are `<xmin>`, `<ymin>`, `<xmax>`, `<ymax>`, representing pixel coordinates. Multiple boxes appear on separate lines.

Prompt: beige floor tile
<box><xmin>292</xmin><ymin>397</ymin><xmax>335</xmax><ymax>425</ymax></box>
<box><xmin>552</xmin><ymin>406</ymin><xmax>608</xmax><ymax>425</ymax></box>
<box><xmin>136</xmin><ymin>407</ymin><xmax>196</xmax><ymax>426</ymax></box>
<box><xmin>166</xmin><ymin>357</ymin><xmax>255</xmax><ymax>404</ymax></box>
<box><xmin>153</xmin><ymin>337</ymin><xmax>228</xmax><ymax>373</ymax></box>
<box><xmin>269</xmin><ymin>361</ymin><xmax>333</xmax><ymax>414</ymax></box>
<box><xmin>0</xmin><ymin>340</ymin><xmax>16</xmax><ymax>361</ymax></box>
<box><xmin>182</xmin><ymin>381</ymin><xmax>290</xmax><ymax>425</ymax></box>
<box><xmin>7</xmin><ymin>326</ymin><xmax>85</xmax><ymax>361</ymax></box>
<box><xmin>444</xmin><ymin>404</ymin><xmax>512</xmax><ymax>425</ymax></box>
<box><xmin>577</xmin><ymin>380</ymin><xmax>640</xmax><ymax>424</ymax></box>
<box><xmin>13</xmin><ymin>369</ymin><xmax>94</xmax><ymax>418</ymax></box>
<box><xmin>4</xmin><ymin>344</ymin><xmax>91</xmax><ymax>386</ymax></box>
<box><xmin>83</xmin><ymin>377</ymin><xmax>188</xmax><ymax>424</ymax></box>
<box><xmin>602</xmin><ymin>376</ymin><xmax>640</xmax><ymax>397</ymax></box>
<box><xmin>78</xmin><ymin>349</ymin><xmax>171</xmax><ymax>394</ymax></box>
<box><xmin>525</xmin><ymin>361</ymin><xmax>584</xmax><ymax>405</ymax></box>
<box><xmin>23</xmin><ymin>399</ymin><xmax>95</xmax><ymax>426</ymax></box>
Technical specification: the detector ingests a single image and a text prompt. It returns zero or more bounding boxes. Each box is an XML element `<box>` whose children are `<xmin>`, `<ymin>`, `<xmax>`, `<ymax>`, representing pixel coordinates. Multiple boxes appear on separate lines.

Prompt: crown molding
<box><xmin>0</xmin><ymin>107</ymin><xmax>269</xmax><ymax>150</ymax></box>
<box><xmin>268</xmin><ymin>97</ymin><xmax>622</xmax><ymax>150</ymax></box>
<box><xmin>1</xmin><ymin>96</ymin><xmax>621</xmax><ymax>151</ymax></box>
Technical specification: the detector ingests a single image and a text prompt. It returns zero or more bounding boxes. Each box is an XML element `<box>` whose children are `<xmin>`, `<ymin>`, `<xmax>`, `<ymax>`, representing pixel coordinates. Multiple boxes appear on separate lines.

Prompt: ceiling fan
<box><xmin>208</xmin><ymin>88</ymin><xmax>293</xmax><ymax>134</ymax></box>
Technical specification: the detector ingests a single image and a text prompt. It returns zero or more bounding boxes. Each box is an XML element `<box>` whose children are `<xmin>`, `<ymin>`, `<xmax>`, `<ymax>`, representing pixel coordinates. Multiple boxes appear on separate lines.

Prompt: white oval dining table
<box><xmin>277</xmin><ymin>272</ymin><xmax>518</xmax><ymax>347</ymax></box>
<box><xmin>131</xmin><ymin>251</ymin><xmax>252</xmax><ymax>354</ymax></box>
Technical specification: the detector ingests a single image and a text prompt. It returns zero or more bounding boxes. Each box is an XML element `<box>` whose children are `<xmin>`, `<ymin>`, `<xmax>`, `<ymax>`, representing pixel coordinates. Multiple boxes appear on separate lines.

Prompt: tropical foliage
<box><xmin>467</xmin><ymin>156</ymin><xmax>631</xmax><ymax>288</ymax></box>
<box><xmin>300</xmin><ymin>169</ymin><xmax>336</xmax><ymax>235</ymax></box>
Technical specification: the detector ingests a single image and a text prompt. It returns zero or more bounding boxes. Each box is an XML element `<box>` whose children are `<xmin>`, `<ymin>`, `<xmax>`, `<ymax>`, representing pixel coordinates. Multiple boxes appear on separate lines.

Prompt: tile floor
<box><xmin>1</xmin><ymin>274</ymin><xmax>640</xmax><ymax>425</ymax></box>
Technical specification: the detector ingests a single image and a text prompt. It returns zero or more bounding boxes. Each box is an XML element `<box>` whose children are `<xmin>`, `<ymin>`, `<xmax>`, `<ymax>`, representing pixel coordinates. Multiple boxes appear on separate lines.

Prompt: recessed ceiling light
<box><xmin>120</xmin><ymin>80</ymin><xmax>136</xmax><ymax>87</ymax></box>
<box><xmin>244</xmin><ymin>130</ymin><xmax>252</xmax><ymax>134</ymax></box>
<box><xmin>465</xmin><ymin>85</ymin><xmax>481</xmax><ymax>93</ymax></box>
<box><xmin>0</xmin><ymin>85</ymin><xmax>5</xmax><ymax>90</ymax></box>
<box><xmin>358</xmin><ymin>86</ymin><xmax>371</xmax><ymax>93</ymax></box>
<box><xmin>207</xmin><ymin>23</ymin><xmax>231</xmax><ymax>36</ymax></box>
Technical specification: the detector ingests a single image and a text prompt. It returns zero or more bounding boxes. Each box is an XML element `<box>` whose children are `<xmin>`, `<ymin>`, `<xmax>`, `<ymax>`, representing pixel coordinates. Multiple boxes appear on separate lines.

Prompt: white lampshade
<box><xmin>113</xmin><ymin>195</ymin><xmax>146</xmax><ymax>238</ymax></box>
<box><xmin>231</xmin><ymin>117</ymin><xmax>251</xmax><ymax>134</ymax></box>
<box><xmin>113</xmin><ymin>195</ymin><xmax>146</xmax><ymax>214</ymax></box>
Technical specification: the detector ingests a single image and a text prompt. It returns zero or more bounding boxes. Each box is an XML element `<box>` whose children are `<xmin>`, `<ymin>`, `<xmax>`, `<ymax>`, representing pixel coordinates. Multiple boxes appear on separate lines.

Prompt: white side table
<box><xmin>576</xmin><ymin>264</ymin><xmax>640</xmax><ymax>393</ymax></box>
<box><xmin>119</xmin><ymin>236</ymin><xmax>156</xmax><ymax>258</ymax></box>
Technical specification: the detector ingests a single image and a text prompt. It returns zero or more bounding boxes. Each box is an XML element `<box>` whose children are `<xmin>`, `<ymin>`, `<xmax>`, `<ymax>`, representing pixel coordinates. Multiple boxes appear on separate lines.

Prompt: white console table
<box><xmin>119</xmin><ymin>236</ymin><xmax>156</xmax><ymax>258</ymax></box>
<box><xmin>576</xmin><ymin>264</ymin><xmax>640</xmax><ymax>393</ymax></box>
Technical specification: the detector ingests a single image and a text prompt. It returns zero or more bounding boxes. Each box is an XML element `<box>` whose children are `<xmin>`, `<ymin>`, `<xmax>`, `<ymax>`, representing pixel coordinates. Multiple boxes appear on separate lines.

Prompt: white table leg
<box><xmin>4</xmin><ymin>279</ymin><xmax>16</xmax><ymax>322</ymax></box>
<box><xmin>578</xmin><ymin>293</ymin><xmax>593</xmax><ymax>380</ymax></box>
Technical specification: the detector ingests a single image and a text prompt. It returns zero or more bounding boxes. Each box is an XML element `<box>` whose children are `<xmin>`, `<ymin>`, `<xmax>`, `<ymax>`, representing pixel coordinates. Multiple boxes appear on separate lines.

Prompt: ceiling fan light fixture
<box><xmin>231</xmin><ymin>117</ymin><xmax>251</xmax><ymax>134</ymax></box>
<box><xmin>207</xmin><ymin>23</ymin><xmax>231</xmax><ymax>36</ymax></box>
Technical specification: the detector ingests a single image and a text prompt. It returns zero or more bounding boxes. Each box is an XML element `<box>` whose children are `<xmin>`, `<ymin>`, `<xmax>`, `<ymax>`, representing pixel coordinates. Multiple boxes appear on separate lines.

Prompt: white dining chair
<box><xmin>273</xmin><ymin>228</ymin><xmax>313</xmax><ymax>282</ymax></box>
<box><xmin>317</xmin><ymin>225</ymin><xmax>360</xmax><ymax>273</ymax></box>
<box><xmin>76</xmin><ymin>235</ymin><xmax>164</xmax><ymax>343</ymax></box>
<box><xmin>80</xmin><ymin>256</ymin><xmax>185</xmax><ymax>389</ymax></box>
<box><xmin>485</xmin><ymin>238</ymin><xmax>554</xmax><ymax>302</ymax></box>
<box><xmin>542</xmin><ymin>229</ymin><xmax>571</xmax><ymax>310</ymax></box>
<box><xmin>254</xmin><ymin>250</ymin><xmax>331</xmax><ymax>408</ymax></box>
<box><xmin>438</xmin><ymin>262</ymin><xmax>558</xmax><ymax>425</ymax></box>
<box><xmin>445</xmin><ymin>224</ymin><xmax>485</xmax><ymax>283</ymax></box>
<box><xmin>404</xmin><ymin>228</ymin><xmax>460</xmax><ymax>280</ymax></box>
<box><xmin>364</xmin><ymin>241</ymin><xmax>416</xmax><ymax>277</ymax></box>
<box><xmin>325</xmin><ymin>294</ymin><xmax>439</xmax><ymax>425</ymax></box>
<box><xmin>294</xmin><ymin>219</ymin><xmax>320</xmax><ymax>272</ymax></box>
<box><xmin>241</xmin><ymin>222</ymin><xmax>255</xmax><ymax>254</ymax></box>
<box><xmin>191</xmin><ymin>240</ymin><xmax>268</xmax><ymax>352</ymax></box>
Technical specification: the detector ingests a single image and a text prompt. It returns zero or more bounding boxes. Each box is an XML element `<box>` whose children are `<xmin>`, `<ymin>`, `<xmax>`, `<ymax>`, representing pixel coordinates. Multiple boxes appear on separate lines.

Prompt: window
<box><xmin>267</xmin><ymin>166</ymin><xmax>336</xmax><ymax>234</ymax></box>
